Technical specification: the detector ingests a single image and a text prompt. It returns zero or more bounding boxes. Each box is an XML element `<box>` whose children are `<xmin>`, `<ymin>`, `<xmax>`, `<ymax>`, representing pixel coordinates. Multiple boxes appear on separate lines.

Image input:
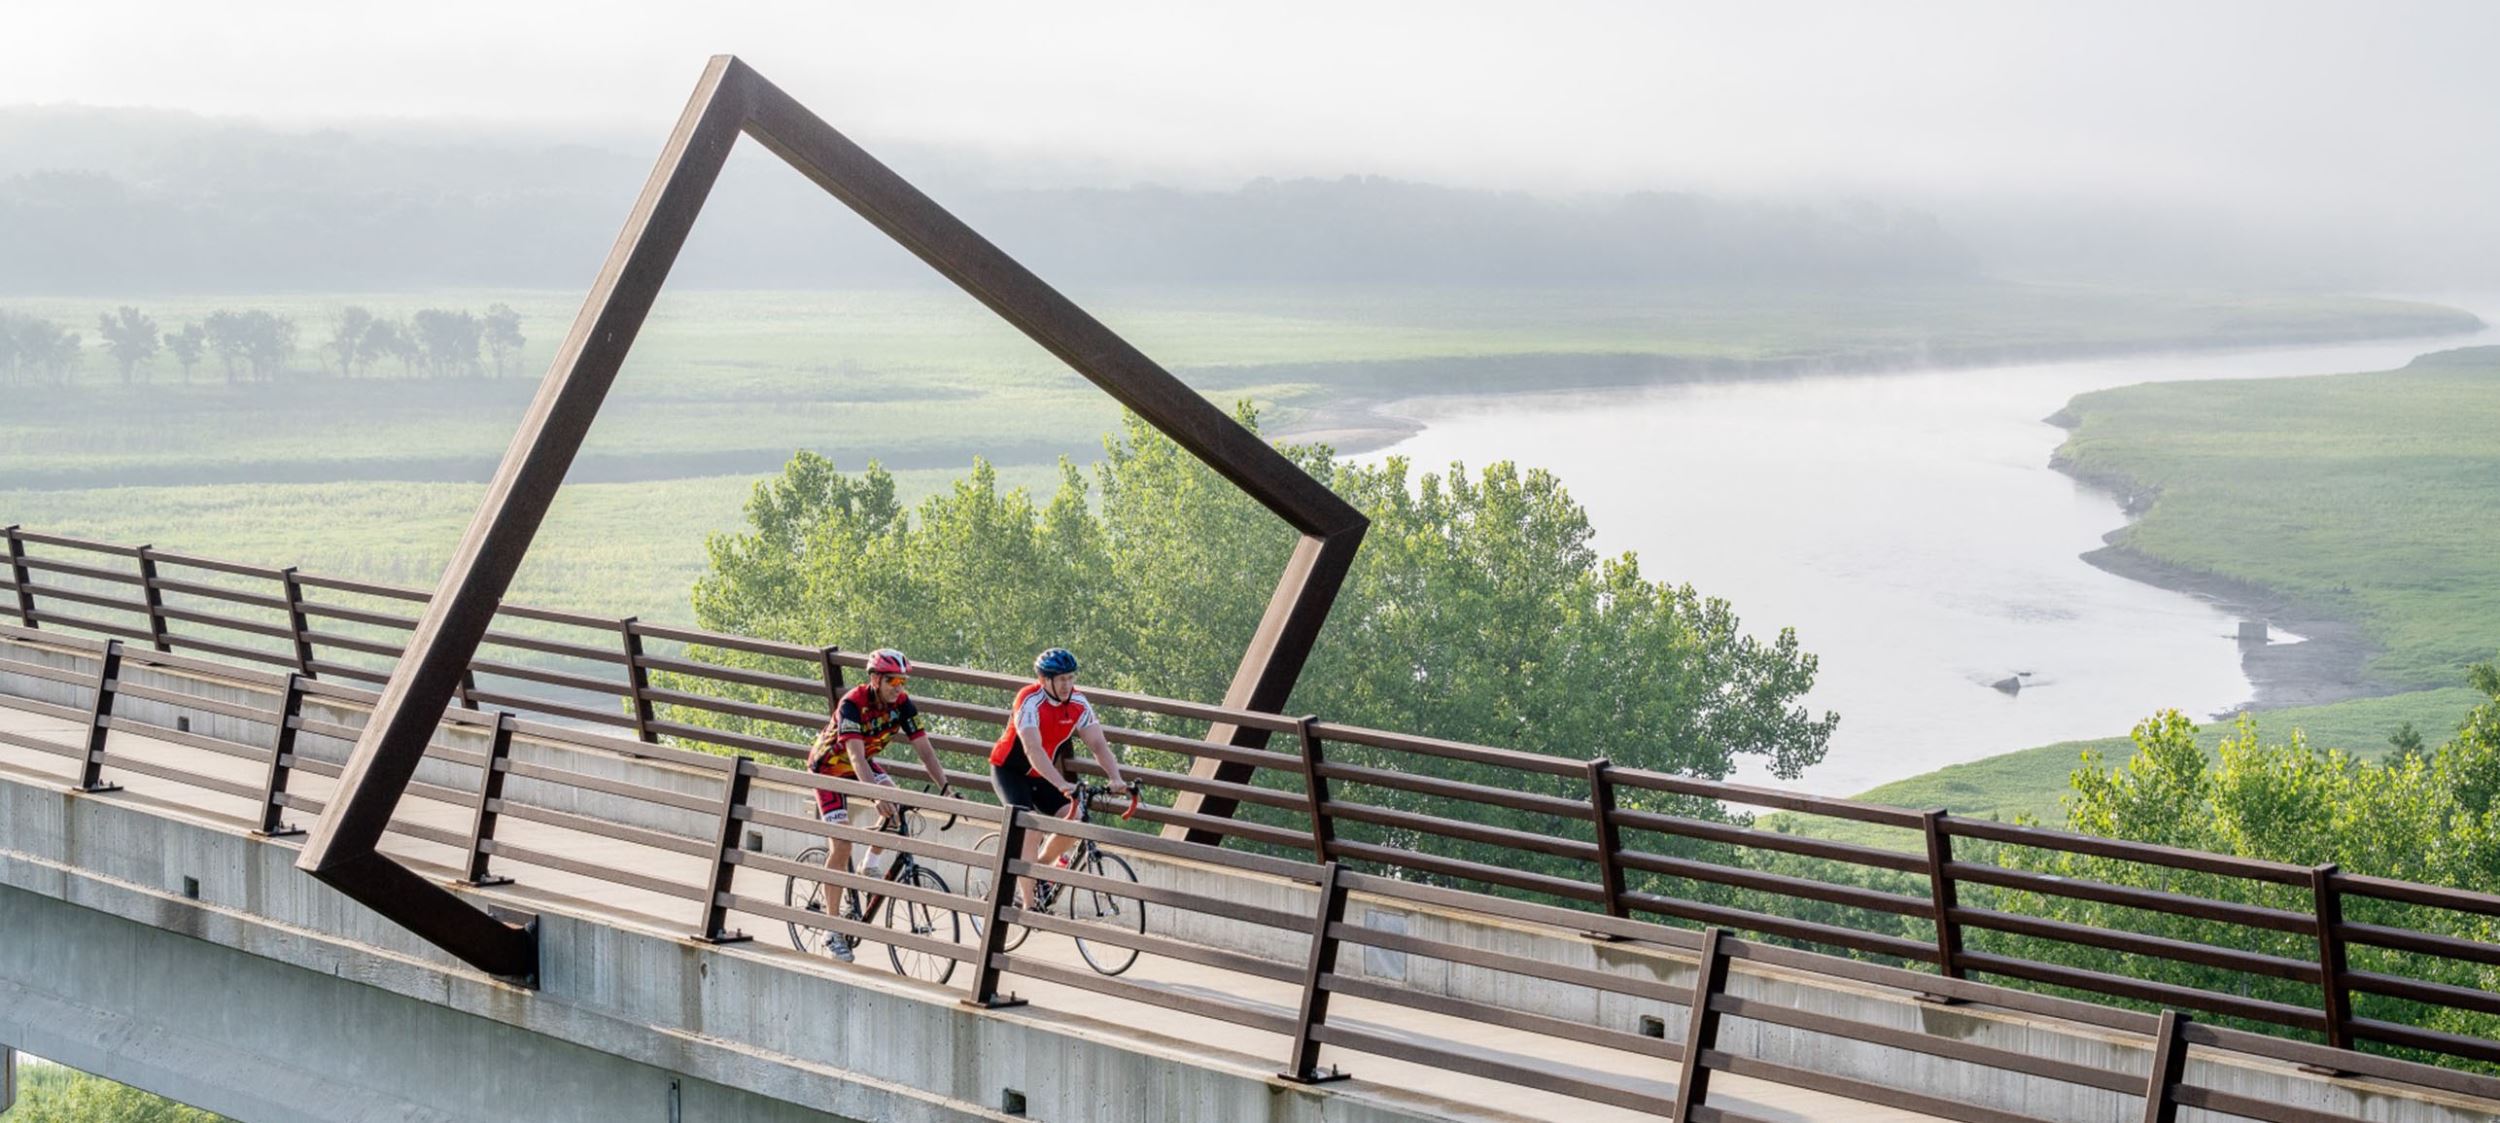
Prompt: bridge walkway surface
<box><xmin>0</xmin><ymin>701</ymin><xmax>1942</xmax><ymax>1123</ymax></box>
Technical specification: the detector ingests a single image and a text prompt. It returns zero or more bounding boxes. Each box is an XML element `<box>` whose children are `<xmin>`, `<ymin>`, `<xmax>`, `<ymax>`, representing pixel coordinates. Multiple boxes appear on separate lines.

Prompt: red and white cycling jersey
<box><xmin>988</xmin><ymin>681</ymin><xmax>1100</xmax><ymax>777</ymax></box>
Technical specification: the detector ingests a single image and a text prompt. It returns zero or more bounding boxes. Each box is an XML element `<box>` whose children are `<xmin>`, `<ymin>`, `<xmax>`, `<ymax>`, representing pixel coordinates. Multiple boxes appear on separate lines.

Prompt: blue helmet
<box><xmin>1033</xmin><ymin>647</ymin><xmax>1079</xmax><ymax>677</ymax></box>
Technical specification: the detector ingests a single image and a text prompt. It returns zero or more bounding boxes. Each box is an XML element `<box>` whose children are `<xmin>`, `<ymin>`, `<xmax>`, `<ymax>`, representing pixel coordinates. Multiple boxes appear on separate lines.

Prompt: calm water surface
<box><xmin>1373</xmin><ymin>310</ymin><xmax>2497</xmax><ymax>795</ymax></box>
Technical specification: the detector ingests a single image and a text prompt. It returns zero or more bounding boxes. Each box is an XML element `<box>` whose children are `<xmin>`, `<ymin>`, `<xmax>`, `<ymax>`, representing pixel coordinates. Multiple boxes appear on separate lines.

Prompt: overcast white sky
<box><xmin>5</xmin><ymin>0</ymin><xmax>2497</xmax><ymax>216</ymax></box>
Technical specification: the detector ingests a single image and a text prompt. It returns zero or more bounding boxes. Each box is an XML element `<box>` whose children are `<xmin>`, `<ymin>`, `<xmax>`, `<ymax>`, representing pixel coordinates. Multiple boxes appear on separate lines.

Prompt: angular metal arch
<box><xmin>296</xmin><ymin>55</ymin><xmax>1368</xmax><ymax>979</ymax></box>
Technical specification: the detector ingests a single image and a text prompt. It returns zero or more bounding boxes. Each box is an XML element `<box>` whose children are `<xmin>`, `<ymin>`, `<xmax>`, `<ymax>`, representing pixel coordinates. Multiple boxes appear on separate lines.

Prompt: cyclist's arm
<box><xmin>1076</xmin><ymin>723</ymin><xmax>1128</xmax><ymax>795</ymax></box>
<box><xmin>842</xmin><ymin>735</ymin><xmax>896</xmax><ymax>821</ymax></box>
<box><xmin>906</xmin><ymin>730</ymin><xmax>948</xmax><ymax>791</ymax></box>
<box><xmin>1018</xmin><ymin>722</ymin><xmax>1076</xmax><ymax>799</ymax></box>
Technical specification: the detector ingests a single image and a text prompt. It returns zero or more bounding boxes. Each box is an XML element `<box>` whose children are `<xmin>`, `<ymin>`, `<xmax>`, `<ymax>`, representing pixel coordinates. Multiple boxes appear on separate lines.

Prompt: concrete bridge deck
<box><xmin>0</xmin><ymin>699</ymin><xmax>1949</xmax><ymax>1123</ymax></box>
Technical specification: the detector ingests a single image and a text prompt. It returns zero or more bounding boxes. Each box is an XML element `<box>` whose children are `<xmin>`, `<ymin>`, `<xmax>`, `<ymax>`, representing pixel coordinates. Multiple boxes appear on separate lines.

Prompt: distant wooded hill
<box><xmin>0</xmin><ymin>107</ymin><xmax>1976</xmax><ymax>293</ymax></box>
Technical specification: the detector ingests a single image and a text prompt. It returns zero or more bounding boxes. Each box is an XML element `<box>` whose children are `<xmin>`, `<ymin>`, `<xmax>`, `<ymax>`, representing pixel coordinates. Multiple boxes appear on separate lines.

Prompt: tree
<box><xmin>239</xmin><ymin>310</ymin><xmax>297</xmax><ymax>381</ymax></box>
<box><xmin>0</xmin><ymin>310</ymin><xmax>23</xmax><ymax>385</ymax></box>
<box><xmin>410</xmin><ymin>308</ymin><xmax>481</xmax><ymax>377</ymax></box>
<box><xmin>483</xmin><ymin>303</ymin><xmax>525</xmax><ymax>376</ymax></box>
<box><xmin>6</xmin><ymin>1061</ymin><xmax>233</xmax><ymax>1122</ymax></box>
<box><xmin>15</xmin><ymin>316</ymin><xmax>84</xmax><ymax>384</ymax></box>
<box><xmin>165</xmin><ymin>322</ymin><xmax>206</xmax><ymax>382</ymax></box>
<box><xmin>675</xmin><ymin>408</ymin><xmax>1835</xmax><ymax>884</ymax></box>
<box><xmin>201</xmin><ymin>310</ymin><xmax>248</xmax><ymax>384</ymax></box>
<box><xmin>96</xmin><ymin>306</ymin><xmax>160</xmax><ymax>384</ymax></box>
<box><xmin>360</xmin><ymin>318</ymin><xmax>416</xmax><ymax>377</ymax></box>
<box><xmin>327</xmin><ymin>306</ymin><xmax>376</xmax><ymax>377</ymax></box>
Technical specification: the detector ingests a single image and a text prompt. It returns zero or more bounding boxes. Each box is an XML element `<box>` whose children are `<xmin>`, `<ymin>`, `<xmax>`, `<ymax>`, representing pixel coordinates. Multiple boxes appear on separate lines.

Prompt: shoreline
<box><xmin>2046</xmin><ymin>444</ymin><xmax>2390</xmax><ymax>715</ymax></box>
<box><xmin>1259</xmin><ymin>314</ymin><xmax>2487</xmax><ymax>455</ymax></box>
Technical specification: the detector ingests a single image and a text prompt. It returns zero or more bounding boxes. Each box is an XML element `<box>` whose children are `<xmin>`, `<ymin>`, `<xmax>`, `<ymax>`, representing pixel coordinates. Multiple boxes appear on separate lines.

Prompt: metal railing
<box><xmin>3</xmin><ymin>525</ymin><xmax>2498</xmax><ymax>1080</ymax></box>
<box><xmin>4</xmin><ymin>618</ymin><xmax>2499</xmax><ymax>1118</ymax></box>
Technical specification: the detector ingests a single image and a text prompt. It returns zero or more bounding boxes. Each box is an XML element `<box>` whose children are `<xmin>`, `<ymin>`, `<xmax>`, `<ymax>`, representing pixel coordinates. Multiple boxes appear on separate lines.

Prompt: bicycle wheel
<box><xmin>784</xmin><ymin>845</ymin><xmax>832</xmax><ymax>953</ymax></box>
<box><xmin>883</xmin><ymin>863</ymin><xmax>961</xmax><ymax>985</ymax></box>
<box><xmin>962</xmin><ymin>830</ymin><xmax>1030</xmax><ymax>952</ymax></box>
<box><xmin>1064</xmin><ymin>849</ymin><xmax>1145</xmax><ymax>976</ymax></box>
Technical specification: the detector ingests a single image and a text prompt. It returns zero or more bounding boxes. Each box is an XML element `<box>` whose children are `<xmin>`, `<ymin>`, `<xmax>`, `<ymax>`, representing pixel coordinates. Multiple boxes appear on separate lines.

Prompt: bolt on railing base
<box><xmin>250</xmin><ymin>825</ymin><xmax>306</xmax><ymax>840</ymax></box>
<box><xmin>1277</xmin><ymin>1065</ymin><xmax>1351</xmax><ymax>1085</ymax></box>
<box><xmin>694</xmin><ymin>930</ymin><xmax>753</xmax><ymax>945</ymax></box>
<box><xmin>961</xmin><ymin>994</ymin><xmax>1029</xmax><ymax>1011</ymax></box>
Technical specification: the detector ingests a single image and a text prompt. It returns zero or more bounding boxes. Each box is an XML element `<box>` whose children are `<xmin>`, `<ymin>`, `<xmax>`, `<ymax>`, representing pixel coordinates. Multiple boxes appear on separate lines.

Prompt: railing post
<box><xmin>620</xmin><ymin>616</ymin><xmax>657</xmax><ymax>744</ymax></box>
<box><xmin>695</xmin><ymin>757</ymin><xmax>754</xmax><ymax>943</ymax></box>
<box><xmin>77</xmin><ymin>639</ymin><xmax>125</xmax><ymax>793</ymax></box>
<box><xmin>1587</xmin><ymin>757</ymin><xmax>1628</xmax><ymax>926</ymax></box>
<box><xmin>964</xmin><ymin>809</ymin><xmax>1031</xmax><ymax>1009</ymax></box>
<box><xmin>2140</xmin><ymin>1009</ymin><xmax>2190</xmax><ymax>1123</ymax></box>
<box><xmin>4</xmin><ymin>525</ymin><xmax>35</xmax><ymax>629</ymax></box>
<box><xmin>1921</xmin><ymin>808</ymin><xmax>1967</xmax><ymax>994</ymax></box>
<box><xmin>457</xmin><ymin>668</ymin><xmax>480</xmax><ymax>711</ymax></box>
<box><xmin>277</xmin><ymin>566</ymin><xmax>315</xmax><ymax>675</ymax></box>
<box><xmin>1291</xmin><ymin>715</ymin><xmax>1334</xmax><ymax>864</ymax></box>
<box><xmin>1280</xmin><ymin>862</ymin><xmax>1353</xmax><ymax>1083</ymax></box>
<box><xmin>133</xmin><ymin>545</ymin><xmax>170</xmax><ymax>652</ymax></box>
<box><xmin>2311</xmin><ymin>863</ymin><xmax>2353</xmax><ymax>1055</ymax></box>
<box><xmin>253</xmin><ymin>674</ymin><xmax>308</xmax><ymax>837</ymax></box>
<box><xmin>462</xmin><ymin>712</ymin><xmax>517</xmax><ymax>886</ymax></box>
<box><xmin>818</xmin><ymin>645</ymin><xmax>845</xmax><ymax>703</ymax></box>
<box><xmin>1672</xmin><ymin>926</ymin><xmax>1731</xmax><ymax>1122</ymax></box>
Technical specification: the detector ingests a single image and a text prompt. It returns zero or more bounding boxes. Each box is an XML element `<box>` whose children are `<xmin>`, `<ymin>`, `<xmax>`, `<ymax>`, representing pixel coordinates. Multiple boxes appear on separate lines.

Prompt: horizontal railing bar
<box><xmin>153</xmin><ymin>602</ymin><xmax>296</xmax><ymax>642</ymax></box>
<box><xmin>104</xmin><ymin>716</ymin><xmax>275</xmax><ymax>765</ymax></box>
<box><xmin>1311</xmin><ymin>1023</ymin><xmax>1673</xmax><ymax>1113</ymax></box>
<box><xmin>13</xmin><ymin>581</ymin><xmax>147</xmax><ymax>615</ymax></box>
<box><xmin>1957</xmin><ymin>951</ymin><xmax>2324</xmax><ymax>1030</ymax></box>
<box><xmin>157</xmin><ymin>634</ymin><xmax>300</xmax><ymax>673</ymax></box>
<box><xmin>0</xmin><ymin>621</ymin><xmax>111</xmax><ymax>653</ymax></box>
<box><xmin>92</xmin><ymin>753</ymin><xmax>262</xmax><ymax>802</ymax></box>
<box><xmin>632</xmin><ymin>653</ymin><xmax>824</xmax><ymax>696</ymax></box>
<box><xmin>1617</xmin><ymin>850</ymin><xmax>1932</xmax><ymax>918</ymax></box>
<box><xmin>644</xmin><ymin>717</ymin><xmax>797</xmax><ymax>757</ymax></box>
<box><xmin>1004</xmin><ymin>859</ymin><xmax>1310</xmax><ymax>932</ymax></box>
<box><xmin>2343</xmin><ymin>969</ymin><xmax>2500</xmax><ymax>1018</ymax></box>
<box><xmin>994</xmin><ymin>954</ymin><xmax>1299</xmax><ymax>1032</ymax></box>
<box><xmin>2332</xmin><ymin>871</ymin><xmax>2500</xmax><ymax>919</ymax></box>
<box><xmin>108</xmin><ymin>681</ymin><xmax>281</xmax><ymax>726</ymax></box>
<box><xmin>148</xmin><ymin>576</ymin><xmax>292</xmax><ymax>612</ymax></box>
<box><xmin>1720</xmin><ymin>936</ymin><xmax>2157</xmax><ymax>1035</ymax></box>
<box><xmin>1336</xmin><ymin>868</ymin><xmax>1703</xmax><ymax>949</ymax></box>
<box><xmin>2337</xmin><ymin>921</ymin><xmax>2500</xmax><ymax>968</ymax></box>
<box><xmin>2168</xmin><ymin>1085</ymin><xmax>2372</xmax><ymax>1123</ymax></box>
<box><xmin>115</xmin><ymin>646</ymin><xmax>291</xmax><ymax>688</ymax></box>
<box><xmin>1323</xmin><ymin>973</ymin><xmax>1680</xmax><ymax>1062</ymax></box>
<box><xmin>489</xmin><ymin>801</ymin><xmax>719</xmax><ymax>859</ymax></box>
<box><xmin>1612</xmin><ymin>807</ymin><xmax>1931</xmax><ymax>873</ymax></box>
<box><xmin>1943</xmin><ymin>861</ymin><xmax>2315</xmax><ymax>934</ymax></box>
<box><xmin>14</xmin><ymin>555</ymin><xmax>143</xmax><ymax>585</ymax></box>
<box><xmin>1315</xmin><ymin>758</ymin><xmax>1592</xmax><ymax>819</ymax></box>
<box><xmin>0</xmin><ymin>726</ymin><xmax>81</xmax><ymax>757</ymax></box>
<box><xmin>2187</xmin><ymin>1018</ymin><xmax>2500</xmax><ymax>1099</ymax></box>
<box><xmin>1331</xmin><ymin>839</ymin><xmax>1608</xmax><ymax>903</ymax></box>
<box><xmin>11</xmin><ymin>529</ymin><xmax>141</xmax><ymax>556</ymax></box>
<box><xmin>292</xmin><ymin>599</ymin><xmax>418</xmax><ymax>631</ymax></box>
<box><xmin>1332</xmin><ymin>921</ymin><xmax>1692</xmax><ymax>1004</ymax></box>
<box><xmin>500</xmin><ymin>760</ymin><xmax>720</xmax><ymax>815</ymax></box>
<box><xmin>288</xmin><ymin>571</ymin><xmax>428</xmax><ymax>602</ymax></box>
<box><xmin>727</xmin><ymin>892</ymin><xmax>975</xmax><ymax>965</ymax></box>
<box><xmin>2346</xmin><ymin>1017</ymin><xmax>2500</xmax><ymax>1066</ymax></box>
<box><xmin>137</xmin><ymin>549</ymin><xmax>286</xmax><ymax>581</ymax></box>
<box><xmin>0</xmin><ymin>655</ymin><xmax>101</xmax><ymax>687</ymax></box>
<box><xmin>1941</xmin><ymin>816</ymin><xmax>2313</xmax><ymax>886</ymax></box>
<box><xmin>1324</xmin><ymin>798</ymin><xmax>1601</xmax><ymax>862</ymax></box>
<box><xmin>465</xmin><ymin>690</ymin><xmax>636</xmax><ymax>729</ymax></box>
<box><xmin>468</xmin><ymin>657</ymin><xmax>628</xmax><ymax>699</ymax></box>
<box><xmin>733</xmin><ymin>850</ymin><xmax>984</xmax><ymax>919</ymax></box>
<box><xmin>1622</xmin><ymin>890</ymin><xmax>1939</xmax><ymax>962</ymax></box>
<box><xmin>1711</xmin><ymin>993</ymin><xmax>2143</xmax><ymax>1095</ymax></box>
<box><xmin>1032</xmin><ymin>811</ymin><xmax>1324</xmax><ymax>883</ymax></box>
<box><xmin>1607</xmin><ymin>767</ymin><xmax>1928</xmax><ymax>828</ymax></box>
<box><xmin>479</xmin><ymin>839</ymin><xmax>707</xmax><ymax>902</ymax></box>
<box><xmin>741</xmin><ymin>807</ymin><xmax>996</xmax><ymax>869</ymax></box>
<box><xmin>478</xmin><ymin>626</ymin><xmax>626</xmax><ymax>666</ymax></box>
<box><xmin>1702</xmin><ymin>1051</ymin><xmax>2056</xmax><ymax>1123</ymax></box>
<box><xmin>1002</xmin><ymin>905</ymin><xmax>1302</xmax><ymax>983</ymax></box>
<box><xmin>1952</xmin><ymin>906</ymin><xmax>2323</xmax><ymax>983</ymax></box>
<box><xmin>1306</xmin><ymin>721</ymin><xmax>1587</xmax><ymax>777</ymax></box>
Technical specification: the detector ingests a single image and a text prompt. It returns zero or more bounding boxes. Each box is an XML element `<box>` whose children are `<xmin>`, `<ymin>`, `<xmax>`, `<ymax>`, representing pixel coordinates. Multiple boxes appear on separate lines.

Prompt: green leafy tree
<box><xmin>201</xmin><ymin>310</ymin><xmax>248</xmax><ymax>383</ymax></box>
<box><xmin>410</xmin><ymin>308</ymin><xmax>481</xmax><ymax>377</ymax></box>
<box><xmin>4</xmin><ymin>1062</ymin><xmax>232</xmax><ymax>1122</ymax></box>
<box><xmin>164</xmin><ymin>322</ymin><xmax>206</xmax><ymax>382</ymax></box>
<box><xmin>360</xmin><ymin>318</ymin><xmax>416</xmax><ymax>377</ymax></box>
<box><xmin>95</xmin><ymin>306</ymin><xmax>160</xmax><ymax>384</ymax></box>
<box><xmin>672</xmin><ymin>408</ymin><xmax>1835</xmax><ymax>891</ymax></box>
<box><xmin>327</xmin><ymin>306</ymin><xmax>376</xmax><ymax>377</ymax></box>
<box><xmin>483</xmin><ymin>303</ymin><xmax>525</xmax><ymax>377</ymax></box>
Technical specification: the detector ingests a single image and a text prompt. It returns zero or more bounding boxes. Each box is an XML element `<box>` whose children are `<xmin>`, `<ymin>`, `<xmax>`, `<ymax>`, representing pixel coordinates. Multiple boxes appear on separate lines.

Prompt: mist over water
<box><xmin>1374</xmin><ymin>309</ymin><xmax>2499</xmax><ymax>795</ymax></box>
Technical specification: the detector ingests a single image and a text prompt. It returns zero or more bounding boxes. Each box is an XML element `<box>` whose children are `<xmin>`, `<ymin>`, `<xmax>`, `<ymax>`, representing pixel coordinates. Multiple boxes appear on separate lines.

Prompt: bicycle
<box><xmin>965</xmin><ymin>780</ymin><xmax>1147</xmax><ymax>976</ymax></box>
<box><xmin>784</xmin><ymin>802</ymin><xmax>963</xmax><ymax>985</ymax></box>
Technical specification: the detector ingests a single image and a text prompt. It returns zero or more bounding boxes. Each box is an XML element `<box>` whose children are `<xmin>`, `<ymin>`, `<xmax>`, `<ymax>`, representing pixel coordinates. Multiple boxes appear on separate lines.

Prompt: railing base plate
<box><xmin>962</xmin><ymin>995</ymin><xmax>1029</xmax><ymax>1011</ymax></box>
<box><xmin>1279</xmin><ymin>1066</ymin><xmax>1351</xmax><ymax>1085</ymax></box>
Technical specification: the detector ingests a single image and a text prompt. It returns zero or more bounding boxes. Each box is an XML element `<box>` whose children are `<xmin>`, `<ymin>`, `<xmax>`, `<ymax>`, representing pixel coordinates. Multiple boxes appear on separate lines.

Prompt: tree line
<box><xmin>0</xmin><ymin>303</ymin><xmax>524</xmax><ymax>386</ymax></box>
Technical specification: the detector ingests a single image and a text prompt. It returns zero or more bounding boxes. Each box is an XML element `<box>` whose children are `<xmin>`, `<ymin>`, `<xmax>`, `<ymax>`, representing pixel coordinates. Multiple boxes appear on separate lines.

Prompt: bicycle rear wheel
<box><xmin>784</xmin><ymin>846</ymin><xmax>832</xmax><ymax>953</ymax></box>
<box><xmin>883</xmin><ymin>863</ymin><xmax>961</xmax><ymax>985</ymax></box>
<box><xmin>1064</xmin><ymin>849</ymin><xmax>1145</xmax><ymax>976</ymax></box>
<box><xmin>963</xmin><ymin>830</ymin><xmax>1031</xmax><ymax>951</ymax></box>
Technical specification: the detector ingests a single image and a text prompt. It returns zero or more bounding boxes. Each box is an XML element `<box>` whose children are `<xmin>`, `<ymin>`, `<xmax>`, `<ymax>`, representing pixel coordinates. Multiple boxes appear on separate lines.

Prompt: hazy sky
<box><xmin>6</xmin><ymin>1</ymin><xmax>2498</xmax><ymax>217</ymax></box>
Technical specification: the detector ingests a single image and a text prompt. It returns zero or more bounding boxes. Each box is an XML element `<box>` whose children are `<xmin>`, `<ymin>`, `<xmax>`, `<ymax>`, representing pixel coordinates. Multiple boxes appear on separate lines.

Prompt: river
<box><xmin>1371</xmin><ymin>305</ymin><xmax>2498</xmax><ymax>796</ymax></box>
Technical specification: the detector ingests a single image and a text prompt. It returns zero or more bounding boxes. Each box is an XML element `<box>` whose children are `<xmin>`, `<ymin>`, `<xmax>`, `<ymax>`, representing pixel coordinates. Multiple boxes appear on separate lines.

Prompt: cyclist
<box><xmin>989</xmin><ymin>647</ymin><xmax>1130</xmax><ymax>909</ymax></box>
<box><xmin>806</xmin><ymin>647</ymin><xmax>948</xmax><ymax>960</ymax></box>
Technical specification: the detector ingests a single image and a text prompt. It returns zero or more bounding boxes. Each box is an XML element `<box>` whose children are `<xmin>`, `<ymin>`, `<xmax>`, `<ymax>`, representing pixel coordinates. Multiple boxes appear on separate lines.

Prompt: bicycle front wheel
<box><xmin>785</xmin><ymin>846</ymin><xmax>832</xmax><ymax>953</ymax></box>
<box><xmin>1065</xmin><ymin>849</ymin><xmax>1145</xmax><ymax>976</ymax></box>
<box><xmin>884</xmin><ymin>863</ymin><xmax>961</xmax><ymax>985</ymax></box>
<box><xmin>963</xmin><ymin>830</ymin><xmax>1031</xmax><ymax>952</ymax></box>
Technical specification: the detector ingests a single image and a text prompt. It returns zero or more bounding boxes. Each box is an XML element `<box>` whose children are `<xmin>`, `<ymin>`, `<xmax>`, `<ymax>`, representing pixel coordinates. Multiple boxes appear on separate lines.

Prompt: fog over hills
<box><xmin>0</xmin><ymin>107</ymin><xmax>1976</xmax><ymax>293</ymax></box>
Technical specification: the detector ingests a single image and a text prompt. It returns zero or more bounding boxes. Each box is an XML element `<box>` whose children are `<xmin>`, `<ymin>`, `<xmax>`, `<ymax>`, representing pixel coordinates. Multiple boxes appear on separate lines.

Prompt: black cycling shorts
<box><xmin>991</xmin><ymin>762</ymin><xmax>1072</xmax><ymax>819</ymax></box>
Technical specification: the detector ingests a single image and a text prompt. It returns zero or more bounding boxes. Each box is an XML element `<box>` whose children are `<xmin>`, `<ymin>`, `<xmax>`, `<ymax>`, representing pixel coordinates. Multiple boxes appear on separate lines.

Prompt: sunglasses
<box><xmin>877</xmin><ymin>675</ymin><xmax>909</xmax><ymax>688</ymax></box>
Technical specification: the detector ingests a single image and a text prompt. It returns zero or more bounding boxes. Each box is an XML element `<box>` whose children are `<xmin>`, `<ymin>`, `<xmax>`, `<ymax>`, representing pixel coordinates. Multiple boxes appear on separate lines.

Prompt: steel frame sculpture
<box><xmin>296</xmin><ymin>55</ymin><xmax>1368</xmax><ymax>980</ymax></box>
